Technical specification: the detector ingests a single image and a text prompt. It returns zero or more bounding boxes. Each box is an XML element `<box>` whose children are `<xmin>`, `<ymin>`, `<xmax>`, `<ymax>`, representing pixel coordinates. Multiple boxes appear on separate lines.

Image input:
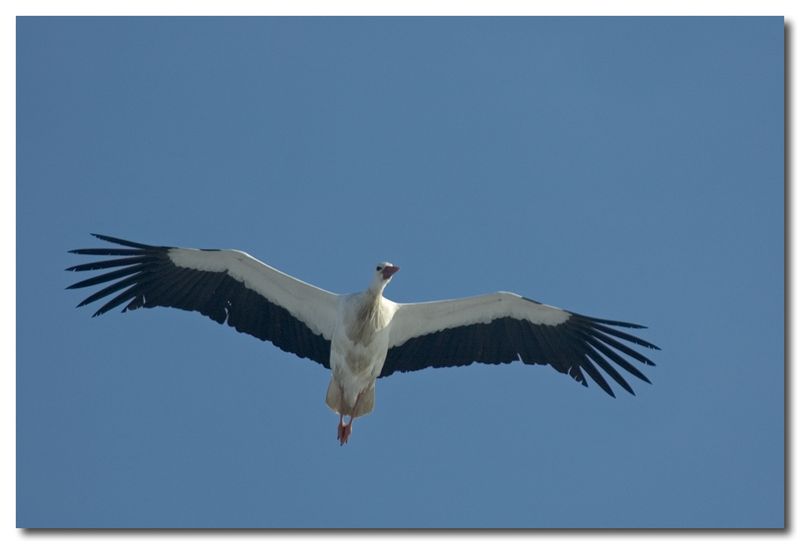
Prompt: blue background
<box><xmin>17</xmin><ymin>17</ymin><xmax>784</xmax><ymax>528</ymax></box>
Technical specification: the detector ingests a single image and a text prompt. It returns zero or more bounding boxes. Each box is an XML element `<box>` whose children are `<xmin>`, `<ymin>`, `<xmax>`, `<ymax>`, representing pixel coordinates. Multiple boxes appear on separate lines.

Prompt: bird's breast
<box><xmin>331</xmin><ymin>326</ymin><xmax>390</xmax><ymax>378</ymax></box>
<box><xmin>331</xmin><ymin>293</ymin><xmax>395</xmax><ymax>381</ymax></box>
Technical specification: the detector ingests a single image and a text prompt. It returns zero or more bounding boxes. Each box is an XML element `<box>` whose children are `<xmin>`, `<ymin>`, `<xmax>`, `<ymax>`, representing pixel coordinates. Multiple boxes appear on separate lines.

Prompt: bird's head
<box><xmin>371</xmin><ymin>262</ymin><xmax>400</xmax><ymax>292</ymax></box>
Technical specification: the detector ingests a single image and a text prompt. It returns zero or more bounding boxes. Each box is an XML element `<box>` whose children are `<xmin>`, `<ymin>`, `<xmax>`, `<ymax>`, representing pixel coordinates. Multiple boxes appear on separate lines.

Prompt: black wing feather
<box><xmin>67</xmin><ymin>234</ymin><xmax>331</xmax><ymax>367</ymax></box>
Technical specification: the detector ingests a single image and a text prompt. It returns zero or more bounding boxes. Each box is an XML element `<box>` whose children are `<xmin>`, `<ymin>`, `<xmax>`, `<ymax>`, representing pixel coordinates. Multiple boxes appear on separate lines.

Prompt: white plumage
<box><xmin>68</xmin><ymin>234</ymin><xmax>660</xmax><ymax>445</ymax></box>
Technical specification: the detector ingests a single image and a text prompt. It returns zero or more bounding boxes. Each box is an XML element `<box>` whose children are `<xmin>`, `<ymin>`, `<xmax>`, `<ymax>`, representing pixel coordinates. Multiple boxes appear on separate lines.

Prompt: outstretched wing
<box><xmin>383</xmin><ymin>292</ymin><xmax>659</xmax><ymax>397</ymax></box>
<box><xmin>67</xmin><ymin>234</ymin><xmax>339</xmax><ymax>367</ymax></box>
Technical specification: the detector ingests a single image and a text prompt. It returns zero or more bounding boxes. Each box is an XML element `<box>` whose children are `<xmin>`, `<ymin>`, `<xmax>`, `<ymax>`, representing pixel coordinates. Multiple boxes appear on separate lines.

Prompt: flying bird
<box><xmin>67</xmin><ymin>234</ymin><xmax>660</xmax><ymax>445</ymax></box>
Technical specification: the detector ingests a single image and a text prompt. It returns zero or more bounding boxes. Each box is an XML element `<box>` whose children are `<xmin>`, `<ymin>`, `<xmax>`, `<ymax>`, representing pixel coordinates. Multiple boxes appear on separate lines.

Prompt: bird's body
<box><xmin>325</xmin><ymin>264</ymin><xmax>403</xmax><ymax>442</ymax></box>
<box><xmin>330</xmin><ymin>291</ymin><xmax>392</xmax><ymax>412</ymax></box>
<box><xmin>68</xmin><ymin>234</ymin><xmax>660</xmax><ymax>445</ymax></box>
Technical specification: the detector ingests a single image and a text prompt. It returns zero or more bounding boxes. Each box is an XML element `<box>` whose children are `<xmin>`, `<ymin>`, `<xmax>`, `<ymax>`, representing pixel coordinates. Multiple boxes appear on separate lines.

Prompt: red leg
<box><xmin>339</xmin><ymin>420</ymin><xmax>352</xmax><ymax>445</ymax></box>
<box><xmin>337</xmin><ymin>413</ymin><xmax>347</xmax><ymax>445</ymax></box>
<box><xmin>336</xmin><ymin>390</ymin><xmax>363</xmax><ymax>446</ymax></box>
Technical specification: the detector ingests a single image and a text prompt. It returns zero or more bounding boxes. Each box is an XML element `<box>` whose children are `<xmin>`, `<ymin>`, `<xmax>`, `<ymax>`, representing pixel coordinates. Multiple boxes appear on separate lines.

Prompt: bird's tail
<box><xmin>325</xmin><ymin>380</ymin><xmax>375</xmax><ymax>418</ymax></box>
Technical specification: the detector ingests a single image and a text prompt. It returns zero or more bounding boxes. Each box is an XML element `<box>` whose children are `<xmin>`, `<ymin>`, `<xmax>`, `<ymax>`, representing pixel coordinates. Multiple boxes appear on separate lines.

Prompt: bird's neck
<box><xmin>367</xmin><ymin>282</ymin><xmax>386</xmax><ymax>298</ymax></box>
<box><xmin>346</xmin><ymin>287</ymin><xmax>387</xmax><ymax>345</ymax></box>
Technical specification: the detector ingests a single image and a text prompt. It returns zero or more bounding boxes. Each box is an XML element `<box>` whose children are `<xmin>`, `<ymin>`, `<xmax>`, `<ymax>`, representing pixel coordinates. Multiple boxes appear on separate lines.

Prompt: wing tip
<box><xmin>574</xmin><ymin>312</ymin><xmax>650</xmax><ymax>330</ymax></box>
<box><xmin>615</xmin><ymin>379</ymin><xmax>636</xmax><ymax>397</ymax></box>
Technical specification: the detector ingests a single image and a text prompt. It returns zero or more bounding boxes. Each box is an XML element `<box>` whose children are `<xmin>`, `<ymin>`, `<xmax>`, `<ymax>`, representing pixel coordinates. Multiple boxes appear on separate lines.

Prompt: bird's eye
<box><xmin>376</xmin><ymin>266</ymin><xmax>382</xmax><ymax>271</ymax></box>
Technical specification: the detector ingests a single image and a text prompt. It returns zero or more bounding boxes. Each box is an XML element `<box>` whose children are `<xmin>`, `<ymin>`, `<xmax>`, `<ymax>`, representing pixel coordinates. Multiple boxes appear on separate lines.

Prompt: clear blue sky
<box><xmin>17</xmin><ymin>17</ymin><xmax>783</xmax><ymax>528</ymax></box>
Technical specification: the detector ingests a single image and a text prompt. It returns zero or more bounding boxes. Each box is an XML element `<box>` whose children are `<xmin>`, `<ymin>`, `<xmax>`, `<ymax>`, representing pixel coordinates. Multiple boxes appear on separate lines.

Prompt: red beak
<box><xmin>382</xmin><ymin>265</ymin><xmax>400</xmax><ymax>280</ymax></box>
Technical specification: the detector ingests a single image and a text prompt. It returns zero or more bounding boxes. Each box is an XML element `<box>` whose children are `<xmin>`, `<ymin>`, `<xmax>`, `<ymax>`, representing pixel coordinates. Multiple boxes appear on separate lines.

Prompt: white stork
<box><xmin>67</xmin><ymin>234</ymin><xmax>660</xmax><ymax>445</ymax></box>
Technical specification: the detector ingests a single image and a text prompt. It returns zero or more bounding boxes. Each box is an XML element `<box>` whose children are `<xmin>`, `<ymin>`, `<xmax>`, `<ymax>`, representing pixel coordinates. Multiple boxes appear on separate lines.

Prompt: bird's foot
<box><xmin>337</xmin><ymin>421</ymin><xmax>352</xmax><ymax>445</ymax></box>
